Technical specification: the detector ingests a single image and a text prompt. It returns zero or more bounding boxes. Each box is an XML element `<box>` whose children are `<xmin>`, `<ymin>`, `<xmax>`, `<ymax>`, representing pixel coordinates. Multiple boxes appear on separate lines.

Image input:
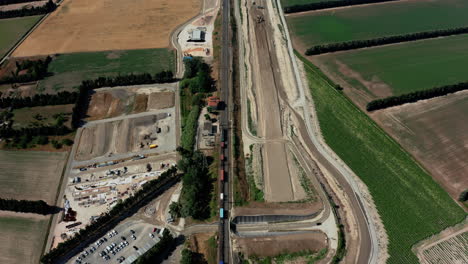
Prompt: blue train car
<box><xmin>220</xmin><ymin>208</ymin><xmax>224</xmax><ymax>219</ymax></box>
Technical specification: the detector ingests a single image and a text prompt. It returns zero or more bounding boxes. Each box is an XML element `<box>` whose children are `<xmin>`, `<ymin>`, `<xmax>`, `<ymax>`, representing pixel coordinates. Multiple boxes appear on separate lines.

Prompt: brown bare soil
<box><xmin>75</xmin><ymin>113</ymin><xmax>174</xmax><ymax>161</ymax></box>
<box><xmin>372</xmin><ymin>90</ymin><xmax>468</xmax><ymax>202</ymax></box>
<box><xmin>147</xmin><ymin>92</ymin><xmax>174</xmax><ymax>110</ymax></box>
<box><xmin>87</xmin><ymin>89</ymin><xmax>175</xmax><ymax>120</ymax></box>
<box><xmin>13</xmin><ymin>0</ymin><xmax>201</xmax><ymax>56</ymax></box>
<box><xmin>188</xmin><ymin>233</ymin><xmax>217</xmax><ymax>264</ymax></box>
<box><xmin>87</xmin><ymin>91</ymin><xmax>126</xmax><ymax>120</ymax></box>
<box><xmin>133</xmin><ymin>94</ymin><xmax>148</xmax><ymax>113</ymax></box>
<box><xmin>235</xmin><ymin>232</ymin><xmax>327</xmax><ymax>258</ymax></box>
<box><xmin>234</xmin><ymin>200</ymin><xmax>322</xmax><ymax>216</ymax></box>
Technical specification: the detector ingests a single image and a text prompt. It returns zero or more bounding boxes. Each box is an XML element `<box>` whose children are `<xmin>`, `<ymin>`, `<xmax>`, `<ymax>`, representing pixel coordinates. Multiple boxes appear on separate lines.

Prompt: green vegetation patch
<box><xmin>0</xmin><ymin>216</ymin><xmax>49</xmax><ymax>264</ymax></box>
<box><xmin>287</xmin><ymin>0</ymin><xmax>468</xmax><ymax>47</ymax></box>
<box><xmin>12</xmin><ymin>104</ymin><xmax>73</xmax><ymax>129</ymax></box>
<box><xmin>299</xmin><ymin>55</ymin><xmax>466</xmax><ymax>264</ymax></box>
<box><xmin>0</xmin><ymin>15</ymin><xmax>42</xmax><ymax>58</ymax></box>
<box><xmin>39</xmin><ymin>48</ymin><xmax>175</xmax><ymax>92</ymax></box>
<box><xmin>317</xmin><ymin>34</ymin><xmax>468</xmax><ymax>97</ymax></box>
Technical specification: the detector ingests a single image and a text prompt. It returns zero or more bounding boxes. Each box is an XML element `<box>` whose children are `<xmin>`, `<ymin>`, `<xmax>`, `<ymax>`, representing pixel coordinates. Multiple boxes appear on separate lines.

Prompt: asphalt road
<box><xmin>219</xmin><ymin>0</ymin><xmax>232</xmax><ymax>262</ymax></box>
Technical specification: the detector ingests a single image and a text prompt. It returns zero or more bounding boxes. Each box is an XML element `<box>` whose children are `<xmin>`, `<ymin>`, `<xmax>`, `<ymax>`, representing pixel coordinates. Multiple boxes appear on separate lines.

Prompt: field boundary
<box><xmin>305</xmin><ymin>26</ymin><xmax>468</xmax><ymax>55</ymax></box>
<box><xmin>284</xmin><ymin>0</ymin><xmax>401</xmax><ymax>13</ymax></box>
<box><xmin>0</xmin><ymin>0</ymin><xmax>64</xmax><ymax>64</ymax></box>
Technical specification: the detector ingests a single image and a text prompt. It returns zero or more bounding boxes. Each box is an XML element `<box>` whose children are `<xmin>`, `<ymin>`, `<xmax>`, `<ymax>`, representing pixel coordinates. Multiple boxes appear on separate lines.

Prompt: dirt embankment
<box><xmin>234</xmin><ymin>232</ymin><xmax>327</xmax><ymax>258</ymax></box>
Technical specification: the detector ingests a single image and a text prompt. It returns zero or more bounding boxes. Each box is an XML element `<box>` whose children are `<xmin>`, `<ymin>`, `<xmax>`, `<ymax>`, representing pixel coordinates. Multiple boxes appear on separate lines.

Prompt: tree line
<box><xmin>284</xmin><ymin>0</ymin><xmax>398</xmax><ymax>14</ymax></box>
<box><xmin>0</xmin><ymin>91</ymin><xmax>77</xmax><ymax>108</ymax></box>
<box><xmin>0</xmin><ymin>57</ymin><xmax>52</xmax><ymax>84</ymax></box>
<box><xmin>366</xmin><ymin>81</ymin><xmax>468</xmax><ymax>111</ymax></box>
<box><xmin>40</xmin><ymin>167</ymin><xmax>179</xmax><ymax>264</ymax></box>
<box><xmin>0</xmin><ymin>0</ymin><xmax>56</xmax><ymax>19</ymax></box>
<box><xmin>0</xmin><ymin>124</ymin><xmax>70</xmax><ymax>139</ymax></box>
<box><xmin>0</xmin><ymin>198</ymin><xmax>59</xmax><ymax>215</ymax></box>
<box><xmin>71</xmin><ymin>70</ymin><xmax>174</xmax><ymax>128</ymax></box>
<box><xmin>171</xmin><ymin>150</ymin><xmax>213</xmax><ymax>220</ymax></box>
<box><xmin>0</xmin><ymin>0</ymin><xmax>42</xmax><ymax>5</ymax></box>
<box><xmin>305</xmin><ymin>27</ymin><xmax>468</xmax><ymax>55</ymax></box>
<box><xmin>134</xmin><ymin>230</ymin><xmax>176</xmax><ymax>264</ymax></box>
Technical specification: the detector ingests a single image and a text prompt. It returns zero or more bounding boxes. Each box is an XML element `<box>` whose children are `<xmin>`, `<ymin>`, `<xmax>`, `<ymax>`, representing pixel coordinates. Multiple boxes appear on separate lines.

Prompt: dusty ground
<box><xmin>244</xmin><ymin>0</ymin><xmax>297</xmax><ymax>202</ymax></box>
<box><xmin>234</xmin><ymin>201</ymin><xmax>322</xmax><ymax>216</ymax></box>
<box><xmin>87</xmin><ymin>86</ymin><xmax>176</xmax><ymax>120</ymax></box>
<box><xmin>75</xmin><ymin>112</ymin><xmax>176</xmax><ymax>161</ymax></box>
<box><xmin>0</xmin><ymin>214</ymin><xmax>49</xmax><ymax>264</ymax></box>
<box><xmin>234</xmin><ymin>232</ymin><xmax>327</xmax><ymax>258</ymax></box>
<box><xmin>373</xmin><ymin>90</ymin><xmax>468</xmax><ymax>202</ymax></box>
<box><xmin>0</xmin><ymin>150</ymin><xmax>67</xmax><ymax>203</ymax></box>
<box><xmin>13</xmin><ymin>0</ymin><xmax>201</xmax><ymax>56</ymax></box>
<box><xmin>187</xmin><ymin>233</ymin><xmax>217</xmax><ymax>264</ymax></box>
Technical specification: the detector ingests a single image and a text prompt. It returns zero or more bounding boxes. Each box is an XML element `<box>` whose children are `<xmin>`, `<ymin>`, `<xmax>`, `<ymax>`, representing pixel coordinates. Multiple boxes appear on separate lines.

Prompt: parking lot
<box><xmin>68</xmin><ymin>220</ymin><xmax>166</xmax><ymax>264</ymax></box>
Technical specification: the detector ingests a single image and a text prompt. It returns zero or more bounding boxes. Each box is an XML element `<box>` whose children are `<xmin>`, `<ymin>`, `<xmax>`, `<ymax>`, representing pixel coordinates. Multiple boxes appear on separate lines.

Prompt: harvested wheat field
<box><xmin>0</xmin><ymin>150</ymin><xmax>67</xmax><ymax>203</ymax></box>
<box><xmin>373</xmin><ymin>90</ymin><xmax>468</xmax><ymax>202</ymax></box>
<box><xmin>13</xmin><ymin>0</ymin><xmax>201</xmax><ymax>56</ymax></box>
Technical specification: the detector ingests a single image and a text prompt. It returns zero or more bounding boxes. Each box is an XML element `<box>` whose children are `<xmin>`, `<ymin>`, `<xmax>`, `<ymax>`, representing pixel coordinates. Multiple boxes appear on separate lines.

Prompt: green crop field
<box><xmin>287</xmin><ymin>0</ymin><xmax>468</xmax><ymax>47</ymax></box>
<box><xmin>38</xmin><ymin>48</ymin><xmax>175</xmax><ymax>92</ymax></box>
<box><xmin>298</xmin><ymin>54</ymin><xmax>466</xmax><ymax>264</ymax></box>
<box><xmin>0</xmin><ymin>216</ymin><xmax>49</xmax><ymax>264</ymax></box>
<box><xmin>0</xmin><ymin>16</ymin><xmax>42</xmax><ymax>58</ymax></box>
<box><xmin>315</xmin><ymin>34</ymin><xmax>468</xmax><ymax>98</ymax></box>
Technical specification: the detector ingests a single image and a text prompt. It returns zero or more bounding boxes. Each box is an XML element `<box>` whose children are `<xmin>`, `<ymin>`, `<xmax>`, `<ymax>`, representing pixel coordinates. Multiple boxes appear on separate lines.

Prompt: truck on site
<box><xmin>220</xmin><ymin>208</ymin><xmax>224</xmax><ymax>219</ymax></box>
<box><xmin>149</xmin><ymin>144</ymin><xmax>158</xmax><ymax>149</ymax></box>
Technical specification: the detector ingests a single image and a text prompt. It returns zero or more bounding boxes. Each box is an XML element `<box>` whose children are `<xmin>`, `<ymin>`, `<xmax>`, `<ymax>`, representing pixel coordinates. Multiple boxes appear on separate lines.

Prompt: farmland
<box><xmin>12</xmin><ymin>104</ymin><xmax>73</xmax><ymax>129</ymax></box>
<box><xmin>281</xmin><ymin>0</ymin><xmax>329</xmax><ymax>8</ymax></box>
<box><xmin>13</xmin><ymin>0</ymin><xmax>201</xmax><ymax>56</ymax></box>
<box><xmin>38</xmin><ymin>49</ymin><xmax>175</xmax><ymax>92</ymax></box>
<box><xmin>0</xmin><ymin>214</ymin><xmax>49</xmax><ymax>264</ymax></box>
<box><xmin>374</xmin><ymin>91</ymin><xmax>468</xmax><ymax>201</ymax></box>
<box><xmin>0</xmin><ymin>150</ymin><xmax>67</xmax><ymax>203</ymax></box>
<box><xmin>313</xmin><ymin>34</ymin><xmax>468</xmax><ymax>104</ymax></box>
<box><xmin>287</xmin><ymin>0</ymin><xmax>468</xmax><ymax>48</ymax></box>
<box><xmin>300</xmin><ymin>57</ymin><xmax>466</xmax><ymax>264</ymax></box>
<box><xmin>0</xmin><ymin>15</ymin><xmax>42</xmax><ymax>58</ymax></box>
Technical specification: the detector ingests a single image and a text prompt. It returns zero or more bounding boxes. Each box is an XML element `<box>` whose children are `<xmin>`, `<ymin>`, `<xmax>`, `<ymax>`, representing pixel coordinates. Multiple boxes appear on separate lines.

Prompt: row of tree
<box><xmin>0</xmin><ymin>124</ymin><xmax>70</xmax><ymax>139</ymax></box>
<box><xmin>134</xmin><ymin>230</ymin><xmax>176</xmax><ymax>264</ymax></box>
<box><xmin>40</xmin><ymin>167</ymin><xmax>179</xmax><ymax>264</ymax></box>
<box><xmin>0</xmin><ymin>57</ymin><xmax>52</xmax><ymax>84</ymax></box>
<box><xmin>0</xmin><ymin>0</ymin><xmax>56</xmax><ymax>19</ymax></box>
<box><xmin>284</xmin><ymin>0</ymin><xmax>398</xmax><ymax>13</ymax></box>
<box><xmin>366</xmin><ymin>82</ymin><xmax>468</xmax><ymax>111</ymax></box>
<box><xmin>305</xmin><ymin>27</ymin><xmax>468</xmax><ymax>55</ymax></box>
<box><xmin>0</xmin><ymin>0</ymin><xmax>41</xmax><ymax>6</ymax></box>
<box><xmin>0</xmin><ymin>198</ymin><xmax>59</xmax><ymax>215</ymax></box>
<box><xmin>70</xmin><ymin>70</ymin><xmax>174</xmax><ymax>128</ymax></box>
<box><xmin>0</xmin><ymin>91</ymin><xmax>77</xmax><ymax>108</ymax></box>
<box><xmin>80</xmin><ymin>71</ymin><xmax>174</xmax><ymax>90</ymax></box>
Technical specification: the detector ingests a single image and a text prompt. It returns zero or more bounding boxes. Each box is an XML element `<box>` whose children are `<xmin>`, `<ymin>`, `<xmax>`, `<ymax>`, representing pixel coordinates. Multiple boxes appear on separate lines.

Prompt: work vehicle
<box><xmin>149</xmin><ymin>144</ymin><xmax>158</xmax><ymax>149</ymax></box>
